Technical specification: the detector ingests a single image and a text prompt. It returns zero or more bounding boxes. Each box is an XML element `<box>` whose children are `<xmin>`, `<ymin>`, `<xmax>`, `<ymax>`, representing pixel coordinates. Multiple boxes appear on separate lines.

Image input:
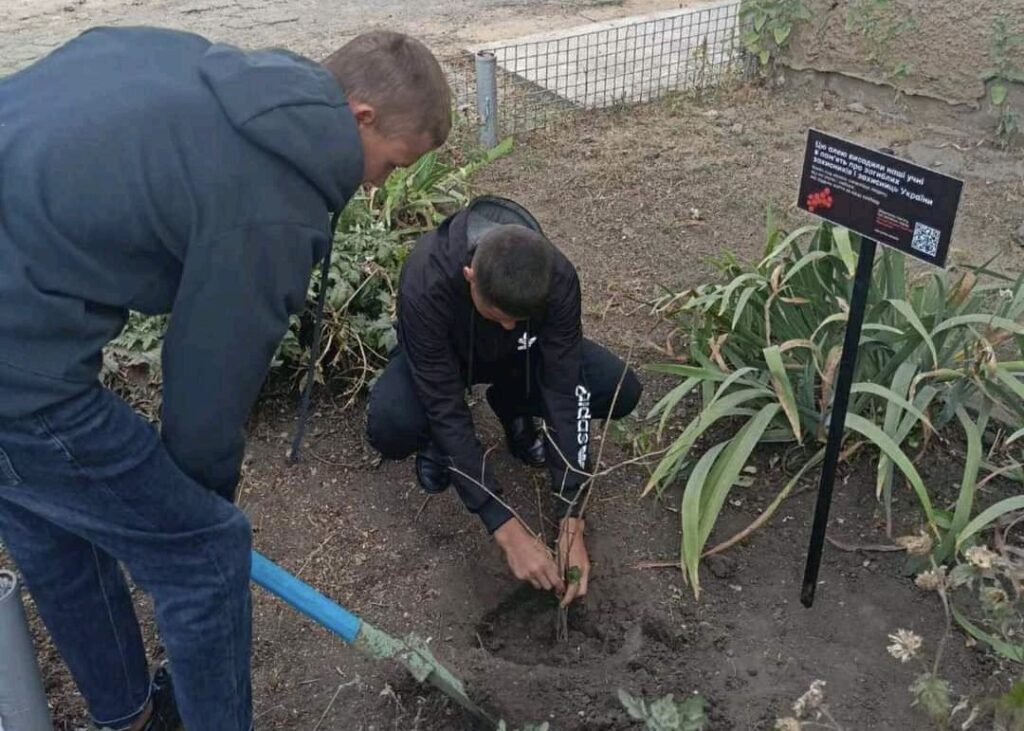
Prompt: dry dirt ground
<box><xmin>4</xmin><ymin>84</ymin><xmax>1024</xmax><ymax>730</ymax></box>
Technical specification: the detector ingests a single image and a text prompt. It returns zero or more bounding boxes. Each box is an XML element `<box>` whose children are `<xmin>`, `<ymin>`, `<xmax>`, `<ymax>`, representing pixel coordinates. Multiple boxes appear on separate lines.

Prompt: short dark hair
<box><xmin>472</xmin><ymin>225</ymin><xmax>555</xmax><ymax>320</ymax></box>
<box><xmin>322</xmin><ymin>32</ymin><xmax>451</xmax><ymax>147</ymax></box>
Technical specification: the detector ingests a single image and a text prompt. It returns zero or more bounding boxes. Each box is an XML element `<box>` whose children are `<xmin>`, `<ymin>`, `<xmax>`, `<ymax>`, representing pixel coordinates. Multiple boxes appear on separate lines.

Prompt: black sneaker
<box><xmin>143</xmin><ymin>665</ymin><xmax>182</xmax><ymax>731</ymax></box>
<box><xmin>415</xmin><ymin>442</ymin><xmax>451</xmax><ymax>494</ymax></box>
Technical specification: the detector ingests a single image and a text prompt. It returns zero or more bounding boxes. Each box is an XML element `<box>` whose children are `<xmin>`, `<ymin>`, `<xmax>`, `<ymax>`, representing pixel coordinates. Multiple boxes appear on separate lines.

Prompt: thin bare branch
<box><xmin>447</xmin><ymin>460</ymin><xmax>548</xmax><ymax>551</ymax></box>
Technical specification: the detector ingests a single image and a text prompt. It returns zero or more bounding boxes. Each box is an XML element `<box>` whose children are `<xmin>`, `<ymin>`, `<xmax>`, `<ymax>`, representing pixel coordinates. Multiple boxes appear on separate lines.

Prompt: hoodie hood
<box><xmin>394</xmin><ymin>196</ymin><xmax>591</xmax><ymax>533</ymax></box>
<box><xmin>200</xmin><ymin>44</ymin><xmax>364</xmax><ymax>211</ymax></box>
<box><xmin>464</xmin><ymin>195</ymin><xmax>545</xmax><ymax>254</ymax></box>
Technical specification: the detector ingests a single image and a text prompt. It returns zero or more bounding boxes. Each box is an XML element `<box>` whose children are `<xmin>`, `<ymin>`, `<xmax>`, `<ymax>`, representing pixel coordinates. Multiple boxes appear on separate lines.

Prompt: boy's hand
<box><xmin>494</xmin><ymin>520</ymin><xmax>564</xmax><ymax>594</ymax></box>
<box><xmin>557</xmin><ymin>517</ymin><xmax>590</xmax><ymax>607</ymax></box>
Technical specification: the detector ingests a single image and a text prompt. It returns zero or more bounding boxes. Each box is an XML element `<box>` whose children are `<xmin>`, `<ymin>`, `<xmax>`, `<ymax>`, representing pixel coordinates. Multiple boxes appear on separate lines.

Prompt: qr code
<box><xmin>911</xmin><ymin>222</ymin><xmax>941</xmax><ymax>257</ymax></box>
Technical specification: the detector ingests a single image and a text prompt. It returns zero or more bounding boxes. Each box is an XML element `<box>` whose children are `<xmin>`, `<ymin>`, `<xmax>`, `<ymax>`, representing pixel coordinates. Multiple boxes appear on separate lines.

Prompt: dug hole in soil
<box><xmin>7</xmin><ymin>85</ymin><xmax>1022</xmax><ymax>729</ymax></box>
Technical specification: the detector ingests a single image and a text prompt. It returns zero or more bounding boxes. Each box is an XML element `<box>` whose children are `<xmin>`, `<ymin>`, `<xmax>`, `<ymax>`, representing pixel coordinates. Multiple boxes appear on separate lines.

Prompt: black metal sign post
<box><xmin>801</xmin><ymin>236</ymin><xmax>875</xmax><ymax>607</ymax></box>
<box><xmin>796</xmin><ymin>130</ymin><xmax>964</xmax><ymax>607</ymax></box>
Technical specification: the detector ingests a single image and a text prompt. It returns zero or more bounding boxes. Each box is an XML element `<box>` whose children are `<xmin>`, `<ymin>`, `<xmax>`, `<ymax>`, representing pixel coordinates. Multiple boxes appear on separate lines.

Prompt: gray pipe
<box><xmin>0</xmin><ymin>570</ymin><xmax>52</xmax><ymax>731</ymax></box>
<box><xmin>474</xmin><ymin>51</ymin><xmax>499</xmax><ymax>148</ymax></box>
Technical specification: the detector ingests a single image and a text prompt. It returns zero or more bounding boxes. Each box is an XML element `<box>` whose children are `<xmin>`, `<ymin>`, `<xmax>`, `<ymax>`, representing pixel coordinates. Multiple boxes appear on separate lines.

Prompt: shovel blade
<box><xmin>354</xmin><ymin>622</ymin><xmax>496</xmax><ymax>729</ymax></box>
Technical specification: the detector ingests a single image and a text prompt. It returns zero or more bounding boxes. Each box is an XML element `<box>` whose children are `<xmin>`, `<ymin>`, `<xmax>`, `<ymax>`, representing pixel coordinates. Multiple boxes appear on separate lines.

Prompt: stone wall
<box><xmin>778</xmin><ymin>0</ymin><xmax>1024</xmax><ymax>133</ymax></box>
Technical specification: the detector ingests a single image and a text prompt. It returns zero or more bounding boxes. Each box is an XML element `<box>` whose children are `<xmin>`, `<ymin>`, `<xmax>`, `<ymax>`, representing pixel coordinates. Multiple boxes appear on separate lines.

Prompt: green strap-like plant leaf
<box><xmin>647</xmin><ymin>375</ymin><xmax>703</xmax><ymax>419</ymax></box>
<box><xmin>648</xmin><ymin>377</ymin><xmax>701</xmax><ymax>441</ymax></box>
<box><xmin>832</xmin><ymin>227</ymin><xmax>857</xmax><ymax>276</ymax></box>
<box><xmin>645</xmin><ymin>364</ymin><xmax>732</xmax><ymax>380</ymax></box>
<box><xmin>850</xmin><ymin>382</ymin><xmax>934</xmax><ymax>433</ymax></box>
<box><xmin>952</xmin><ymin>605</ymin><xmax>1024</xmax><ymax>663</ymax></box>
<box><xmin>764</xmin><ymin>346</ymin><xmax>802</xmax><ymax>442</ymax></box>
<box><xmin>932</xmin><ymin>314</ymin><xmax>1024</xmax><ymax>337</ymax></box>
<box><xmin>876</xmin><ymin>366</ymin><xmax>932</xmax><ymax>510</ymax></box>
<box><xmin>861</xmin><ymin>323</ymin><xmax>906</xmax><ymax>337</ymax></box>
<box><xmin>880</xmin><ymin>248</ymin><xmax>907</xmax><ymax>301</ymax></box>
<box><xmin>956</xmin><ymin>495</ymin><xmax>1024</xmax><ymax>550</ymax></box>
<box><xmin>680</xmin><ymin>443</ymin><xmax>728</xmax><ymax>596</ymax></box>
<box><xmin>810</xmin><ymin>312</ymin><xmax>848</xmax><ymax>343</ymax></box>
<box><xmin>934</xmin><ymin>407</ymin><xmax>983</xmax><ymax>563</ymax></box>
<box><xmin>995</xmin><ymin>366</ymin><xmax>1024</xmax><ymax>402</ymax></box>
<box><xmin>643</xmin><ymin>387</ymin><xmax>773</xmax><ymax>496</ymax></box>
<box><xmin>845</xmin><ymin>413</ymin><xmax>937</xmax><ymax>531</ymax></box>
<box><xmin>718</xmin><ymin>273</ymin><xmax>763</xmax><ymax>316</ymax></box>
<box><xmin>885</xmin><ymin>299</ymin><xmax>938</xmax><ymax>366</ymax></box>
<box><xmin>699</xmin><ymin>404</ymin><xmax>782</xmax><ymax>545</ymax></box>
<box><xmin>677</xmin><ymin>694</ymin><xmax>708</xmax><ymax>731</ymax></box>
<box><xmin>703</xmin><ymin>447</ymin><xmax>825</xmax><ymax>558</ymax></box>
<box><xmin>782</xmin><ymin>250</ymin><xmax>832</xmax><ymax>286</ymax></box>
<box><xmin>731</xmin><ymin>285</ymin><xmax>763</xmax><ymax>331</ymax></box>
<box><xmin>758</xmin><ymin>225</ymin><xmax>818</xmax><ymax>266</ymax></box>
<box><xmin>708</xmin><ymin>367</ymin><xmax>762</xmax><ymax>409</ymax></box>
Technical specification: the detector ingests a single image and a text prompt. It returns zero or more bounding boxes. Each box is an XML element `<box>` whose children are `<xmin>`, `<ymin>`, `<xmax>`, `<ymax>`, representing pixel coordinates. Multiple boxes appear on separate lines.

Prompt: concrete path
<box><xmin>1</xmin><ymin>0</ymin><xmax>702</xmax><ymax>76</ymax></box>
<box><xmin>480</xmin><ymin>0</ymin><xmax>739</xmax><ymax>109</ymax></box>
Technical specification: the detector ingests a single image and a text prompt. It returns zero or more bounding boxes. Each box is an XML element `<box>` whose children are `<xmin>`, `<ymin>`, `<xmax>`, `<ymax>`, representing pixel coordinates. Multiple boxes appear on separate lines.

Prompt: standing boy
<box><xmin>0</xmin><ymin>27</ymin><xmax>450</xmax><ymax>731</ymax></box>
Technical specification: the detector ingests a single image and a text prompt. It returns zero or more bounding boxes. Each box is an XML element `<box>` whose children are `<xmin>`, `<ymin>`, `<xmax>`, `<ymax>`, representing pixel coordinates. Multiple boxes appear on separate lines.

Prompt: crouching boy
<box><xmin>367</xmin><ymin>196</ymin><xmax>642</xmax><ymax>606</ymax></box>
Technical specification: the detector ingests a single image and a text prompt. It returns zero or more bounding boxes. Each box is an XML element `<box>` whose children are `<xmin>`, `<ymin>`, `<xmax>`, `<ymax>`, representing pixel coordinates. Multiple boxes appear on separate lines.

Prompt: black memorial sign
<box><xmin>797</xmin><ymin>130</ymin><xmax>965</xmax><ymax>608</ymax></box>
<box><xmin>797</xmin><ymin>129</ymin><xmax>963</xmax><ymax>268</ymax></box>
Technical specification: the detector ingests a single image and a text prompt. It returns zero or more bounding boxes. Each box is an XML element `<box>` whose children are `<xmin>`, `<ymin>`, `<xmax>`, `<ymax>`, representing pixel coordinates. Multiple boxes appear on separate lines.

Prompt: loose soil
<box><xmin>4</xmin><ymin>85</ymin><xmax>1022</xmax><ymax>730</ymax></box>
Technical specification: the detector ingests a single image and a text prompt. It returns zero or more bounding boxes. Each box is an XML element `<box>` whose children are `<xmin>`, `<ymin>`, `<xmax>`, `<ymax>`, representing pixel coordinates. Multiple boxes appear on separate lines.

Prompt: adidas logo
<box><xmin>517</xmin><ymin>332</ymin><xmax>538</xmax><ymax>351</ymax></box>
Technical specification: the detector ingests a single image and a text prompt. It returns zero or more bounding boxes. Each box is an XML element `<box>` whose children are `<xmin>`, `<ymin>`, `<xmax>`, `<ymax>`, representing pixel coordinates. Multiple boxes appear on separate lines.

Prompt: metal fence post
<box><xmin>474</xmin><ymin>51</ymin><xmax>498</xmax><ymax>148</ymax></box>
<box><xmin>0</xmin><ymin>571</ymin><xmax>52</xmax><ymax>731</ymax></box>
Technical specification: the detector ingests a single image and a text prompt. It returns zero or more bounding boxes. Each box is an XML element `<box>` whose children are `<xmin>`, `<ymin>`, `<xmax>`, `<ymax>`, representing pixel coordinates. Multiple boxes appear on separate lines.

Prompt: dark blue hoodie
<box><xmin>0</xmin><ymin>26</ymin><xmax>364</xmax><ymax>499</ymax></box>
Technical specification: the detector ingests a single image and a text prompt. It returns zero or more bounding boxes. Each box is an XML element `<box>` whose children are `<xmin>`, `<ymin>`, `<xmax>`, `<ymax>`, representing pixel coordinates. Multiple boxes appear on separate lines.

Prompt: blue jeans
<box><xmin>0</xmin><ymin>387</ymin><xmax>252</xmax><ymax>730</ymax></box>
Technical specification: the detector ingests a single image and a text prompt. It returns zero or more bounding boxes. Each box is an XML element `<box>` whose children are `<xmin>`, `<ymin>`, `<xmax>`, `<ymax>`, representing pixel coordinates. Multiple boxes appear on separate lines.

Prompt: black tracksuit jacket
<box><xmin>396</xmin><ymin>197</ymin><xmax>592</xmax><ymax>533</ymax></box>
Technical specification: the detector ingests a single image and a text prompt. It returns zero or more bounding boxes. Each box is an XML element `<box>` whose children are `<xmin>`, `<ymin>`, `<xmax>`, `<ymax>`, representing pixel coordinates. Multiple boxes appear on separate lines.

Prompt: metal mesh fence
<box><xmin>446</xmin><ymin>1</ymin><xmax>744</xmax><ymax>139</ymax></box>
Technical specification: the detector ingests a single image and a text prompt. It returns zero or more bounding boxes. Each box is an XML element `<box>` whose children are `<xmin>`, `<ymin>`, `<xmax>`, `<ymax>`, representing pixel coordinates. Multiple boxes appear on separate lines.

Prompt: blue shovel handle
<box><xmin>250</xmin><ymin>550</ymin><xmax>361</xmax><ymax>644</ymax></box>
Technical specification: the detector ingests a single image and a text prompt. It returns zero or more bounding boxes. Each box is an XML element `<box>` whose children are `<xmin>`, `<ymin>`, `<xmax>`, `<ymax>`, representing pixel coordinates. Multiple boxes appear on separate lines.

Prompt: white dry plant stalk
<box><xmin>895</xmin><ymin>531</ymin><xmax>934</xmax><ymax>557</ymax></box>
<box><xmin>774</xmin><ymin>679</ymin><xmax>846</xmax><ymax>730</ymax></box>
<box><xmin>915</xmin><ymin>566</ymin><xmax>946</xmax><ymax>592</ymax></box>
<box><xmin>887</xmin><ymin>629</ymin><xmax>924</xmax><ymax>664</ymax></box>
<box><xmin>965</xmin><ymin>546</ymin><xmax>999</xmax><ymax>571</ymax></box>
<box><xmin>889</xmin><ymin>557</ymin><xmax>969</xmax><ymax>728</ymax></box>
<box><xmin>547</xmin><ymin>347</ymin><xmax>635</xmax><ymax>640</ymax></box>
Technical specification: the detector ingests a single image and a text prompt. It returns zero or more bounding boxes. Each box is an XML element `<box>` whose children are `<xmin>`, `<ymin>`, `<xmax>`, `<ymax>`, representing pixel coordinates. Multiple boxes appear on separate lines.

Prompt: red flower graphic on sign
<box><xmin>806</xmin><ymin>187</ymin><xmax>834</xmax><ymax>212</ymax></box>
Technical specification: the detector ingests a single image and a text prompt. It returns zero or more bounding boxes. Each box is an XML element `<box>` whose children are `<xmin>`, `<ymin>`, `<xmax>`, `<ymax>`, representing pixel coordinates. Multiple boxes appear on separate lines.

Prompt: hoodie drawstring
<box><xmin>467</xmin><ymin>308</ymin><xmax>476</xmax><ymax>398</ymax></box>
<box><xmin>290</xmin><ymin>209</ymin><xmax>343</xmax><ymax>464</ymax></box>
<box><xmin>525</xmin><ymin>318</ymin><xmax>531</xmax><ymax>399</ymax></box>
